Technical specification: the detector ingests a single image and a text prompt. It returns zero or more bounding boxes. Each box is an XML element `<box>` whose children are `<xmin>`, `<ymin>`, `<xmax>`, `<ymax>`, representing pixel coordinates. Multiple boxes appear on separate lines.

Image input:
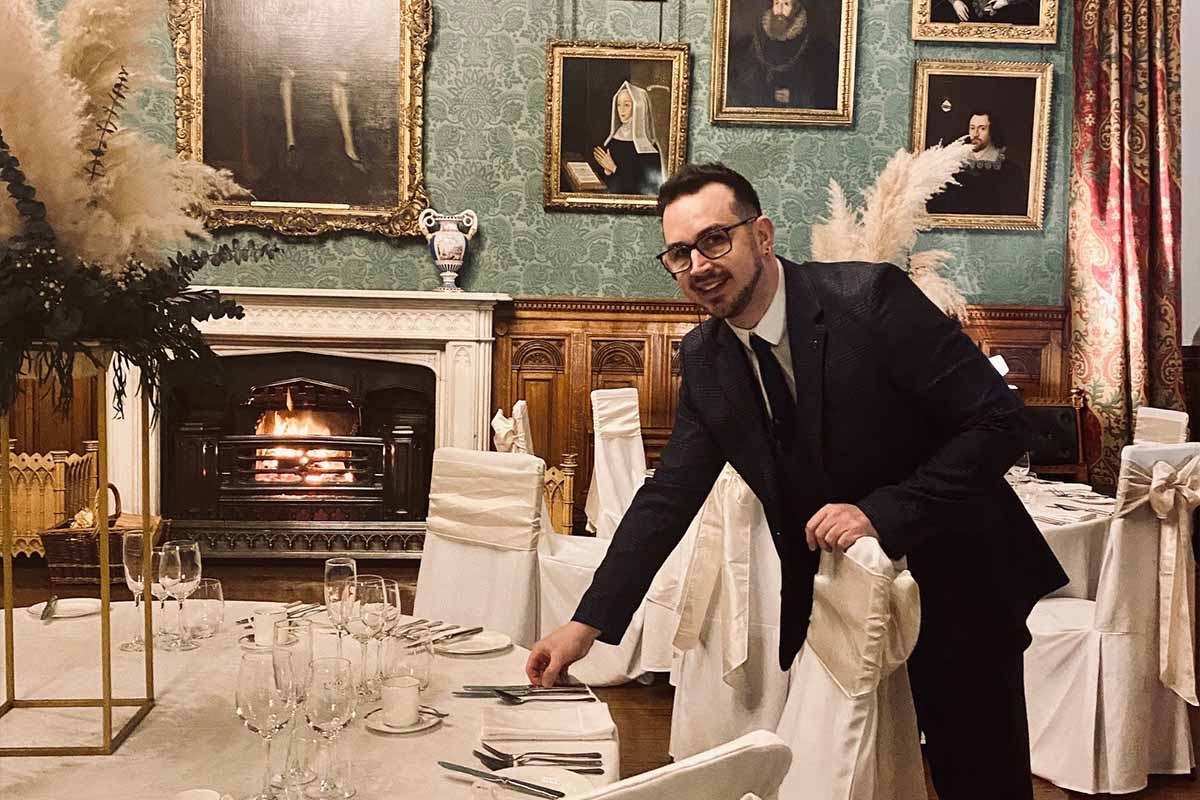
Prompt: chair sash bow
<box><xmin>1114</xmin><ymin>456</ymin><xmax>1200</xmax><ymax>705</ymax></box>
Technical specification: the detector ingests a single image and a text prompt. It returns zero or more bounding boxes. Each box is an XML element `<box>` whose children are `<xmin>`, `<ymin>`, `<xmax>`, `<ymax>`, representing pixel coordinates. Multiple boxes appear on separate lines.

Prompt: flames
<box><xmin>254</xmin><ymin>389</ymin><xmax>354</xmax><ymax>485</ymax></box>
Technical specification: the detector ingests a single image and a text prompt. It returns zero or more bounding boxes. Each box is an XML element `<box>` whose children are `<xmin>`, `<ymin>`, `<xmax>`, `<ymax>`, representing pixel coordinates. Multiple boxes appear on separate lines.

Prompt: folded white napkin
<box><xmin>1034</xmin><ymin>510</ymin><xmax>1098</xmax><ymax>526</ymax></box>
<box><xmin>480</xmin><ymin>703</ymin><xmax>616</xmax><ymax>741</ymax></box>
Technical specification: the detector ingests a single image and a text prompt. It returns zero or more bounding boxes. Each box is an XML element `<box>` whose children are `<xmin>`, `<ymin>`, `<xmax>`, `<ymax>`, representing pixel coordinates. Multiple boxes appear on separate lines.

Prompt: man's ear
<box><xmin>756</xmin><ymin>216</ymin><xmax>776</xmax><ymax>255</ymax></box>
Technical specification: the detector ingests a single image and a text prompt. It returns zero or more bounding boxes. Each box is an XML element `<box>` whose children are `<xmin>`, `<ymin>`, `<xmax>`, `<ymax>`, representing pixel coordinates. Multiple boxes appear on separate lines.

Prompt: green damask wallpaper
<box><xmin>39</xmin><ymin>0</ymin><xmax>1073</xmax><ymax>304</ymax></box>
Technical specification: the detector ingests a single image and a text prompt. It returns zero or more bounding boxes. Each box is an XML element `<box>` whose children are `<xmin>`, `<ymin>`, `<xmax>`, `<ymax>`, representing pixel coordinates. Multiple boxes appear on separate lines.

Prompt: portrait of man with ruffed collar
<box><xmin>726</xmin><ymin>0</ymin><xmax>841</xmax><ymax>111</ymax></box>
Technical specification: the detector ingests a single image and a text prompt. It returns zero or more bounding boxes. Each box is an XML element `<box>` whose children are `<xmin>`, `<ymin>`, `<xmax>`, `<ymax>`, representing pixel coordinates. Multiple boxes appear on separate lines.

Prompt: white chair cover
<box><xmin>1024</xmin><ymin>442</ymin><xmax>1199</xmax><ymax>794</ymax></box>
<box><xmin>776</xmin><ymin>538</ymin><xmax>926</xmax><ymax>800</ymax></box>
<box><xmin>492</xmin><ymin>409</ymin><xmax>516</xmax><ymax>452</ymax></box>
<box><xmin>668</xmin><ymin>466</ymin><xmax>788</xmax><ymax>760</ymax></box>
<box><xmin>511</xmin><ymin>400</ymin><xmax>533</xmax><ymax>454</ymax></box>
<box><xmin>1133</xmin><ymin>406</ymin><xmax>1190</xmax><ymax>444</ymax></box>
<box><xmin>570</xmin><ymin>730</ymin><xmax>792</xmax><ymax>800</ymax></box>
<box><xmin>537</xmin><ymin>532</ymin><xmax>647</xmax><ymax>685</ymax></box>
<box><xmin>413</xmin><ymin>447</ymin><xmax>544</xmax><ymax>648</ymax></box>
<box><xmin>585</xmin><ymin>388</ymin><xmax>647</xmax><ymax>540</ymax></box>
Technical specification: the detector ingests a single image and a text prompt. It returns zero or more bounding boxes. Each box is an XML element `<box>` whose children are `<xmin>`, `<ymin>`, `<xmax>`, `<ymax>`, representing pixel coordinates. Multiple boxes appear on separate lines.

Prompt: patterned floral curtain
<box><xmin>1068</xmin><ymin>0</ymin><xmax>1185</xmax><ymax>489</ymax></box>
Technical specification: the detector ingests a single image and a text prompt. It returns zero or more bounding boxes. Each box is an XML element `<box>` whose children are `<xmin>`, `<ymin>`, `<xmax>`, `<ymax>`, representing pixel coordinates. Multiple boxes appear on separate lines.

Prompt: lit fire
<box><xmin>254</xmin><ymin>389</ymin><xmax>354</xmax><ymax>484</ymax></box>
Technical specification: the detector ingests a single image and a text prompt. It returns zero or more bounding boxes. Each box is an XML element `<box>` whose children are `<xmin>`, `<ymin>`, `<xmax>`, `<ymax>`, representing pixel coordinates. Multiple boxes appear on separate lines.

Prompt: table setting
<box><xmin>1</xmin><ymin>555</ymin><xmax>620</xmax><ymax>800</ymax></box>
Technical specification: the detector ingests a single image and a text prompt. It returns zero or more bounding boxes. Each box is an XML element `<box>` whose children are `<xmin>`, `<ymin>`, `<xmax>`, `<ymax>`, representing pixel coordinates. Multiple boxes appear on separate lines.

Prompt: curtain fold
<box><xmin>1069</xmin><ymin>0</ymin><xmax>1184</xmax><ymax>489</ymax></box>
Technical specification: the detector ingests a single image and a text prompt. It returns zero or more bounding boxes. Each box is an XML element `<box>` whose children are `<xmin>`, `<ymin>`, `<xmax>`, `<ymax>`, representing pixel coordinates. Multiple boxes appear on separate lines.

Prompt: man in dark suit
<box><xmin>526</xmin><ymin>163</ymin><xmax>1067</xmax><ymax>800</ymax></box>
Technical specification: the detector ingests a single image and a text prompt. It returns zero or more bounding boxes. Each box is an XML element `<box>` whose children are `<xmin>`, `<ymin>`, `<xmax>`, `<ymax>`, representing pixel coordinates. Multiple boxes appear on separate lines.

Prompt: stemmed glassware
<box><xmin>272</xmin><ymin>618</ymin><xmax>316</xmax><ymax>791</ymax></box>
<box><xmin>323</xmin><ymin>558</ymin><xmax>357</xmax><ymax>657</ymax></box>
<box><xmin>373</xmin><ymin>578</ymin><xmax>402</xmax><ymax>691</ymax></box>
<box><xmin>345</xmin><ymin>576</ymin><xmax>386</xmax><ymax>700</ymax></box>
<box><xmin>237</xmin><ymin>649</ymin><xmax>294</xmax><ymax>800</ymax></box>
<box><xmin>119</xmin><ymin>531</ymin><xmax>146</xmax><ymax>652</ymax></box>
<box><xmin>303</xmin><ymin>658</ymin><xmax>356</xmax><ymax>800</ymax></box>
<box><xmin>149</xmin><ymin>547</ymin><xmax>177</xmax><ymax>646</ymax></box>
<box><xmin>160</xmin><ymin>540</ymin><xmax>202</xmax><ymax>651</ymax></box>
<box><xmin>188</xmin><ymin>577</ymin><xmax>225</xmax><ymax>639</ymax></box>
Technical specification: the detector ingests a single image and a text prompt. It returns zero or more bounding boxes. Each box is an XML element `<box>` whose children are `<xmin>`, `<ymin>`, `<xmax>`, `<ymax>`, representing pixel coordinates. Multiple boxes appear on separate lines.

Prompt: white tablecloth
<box><xmin>1023</xmin><ymin>487</ymin><xmax>1114</xmax><ymax>600</ymax></box>
<box><xmin>0</xmin><ymin>601</ymin><xmax>620</xmax><ymax>800</ymax></box>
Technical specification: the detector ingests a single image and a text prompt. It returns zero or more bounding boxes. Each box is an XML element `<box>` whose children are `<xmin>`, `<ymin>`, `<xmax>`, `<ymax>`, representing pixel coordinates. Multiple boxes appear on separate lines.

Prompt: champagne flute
<box><xmin>303</xmin><ymin>658</ymin><xmax>356</xmax><ymax>800</ymax></box>
<box><xmin>345</xmin><ymin>576</ymin><xmax>385</xmax><ymax>700</ymax></box>
<box><xmin>237</xmin><ymin>650</ymin><xmax>294</xmax><ymax>800</ymax></box>
<box><xmin>119</xmin><ymin>531</ymin><xmax>146</xmax><ymax>652</ymax></box>
<box><xmin>160</xmin><ymin>540</ymin><xmax>202</xmax><ymax>651</ymax></box>
<box><xmin>323</xmin><ymin>558</ymin><xmax>356</xmax><ymax>657</ymax></box>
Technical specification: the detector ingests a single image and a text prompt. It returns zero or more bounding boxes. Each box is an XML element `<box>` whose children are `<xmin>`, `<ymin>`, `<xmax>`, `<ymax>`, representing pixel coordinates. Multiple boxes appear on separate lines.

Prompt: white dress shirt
<box><xmin>727</xmin><ymin>257</ymin><xmax>796</xmax><ymax>415</ymax></box>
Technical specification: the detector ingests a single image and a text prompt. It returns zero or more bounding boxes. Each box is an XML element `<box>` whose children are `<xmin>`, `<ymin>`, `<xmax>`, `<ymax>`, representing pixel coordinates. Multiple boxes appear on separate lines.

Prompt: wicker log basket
<box><xmin>40</xmin><ymin>483</ymin><xmax>126</xmax><ymax>586</ymax></box>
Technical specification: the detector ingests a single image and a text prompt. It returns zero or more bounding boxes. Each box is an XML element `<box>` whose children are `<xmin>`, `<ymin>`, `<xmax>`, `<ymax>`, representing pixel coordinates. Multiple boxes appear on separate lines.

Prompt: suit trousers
<box><xmin>907</xmin><ymin>638</ymin><xmax>1033</xmax><ymax>800</ymax></box>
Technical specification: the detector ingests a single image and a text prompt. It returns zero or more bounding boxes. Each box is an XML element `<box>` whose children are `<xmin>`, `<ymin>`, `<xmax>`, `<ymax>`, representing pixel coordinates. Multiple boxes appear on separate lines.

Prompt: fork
<box><xmin>494</xmin><ymin>689</ymin><xmax>597</xmax><ymax>705</ymax></box>
<box><xmin>472</xmin><ymin>750</ymin><xmax>603</xmax><ymax>774</ymax></box>
<box><xmin>480</xmin><ymin>742</ymin><xmax>603</xmax><ymax>761</ymax></box>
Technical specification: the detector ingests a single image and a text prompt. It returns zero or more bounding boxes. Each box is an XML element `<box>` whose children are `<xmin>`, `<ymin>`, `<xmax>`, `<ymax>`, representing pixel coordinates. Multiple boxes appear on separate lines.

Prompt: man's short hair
<box><xmin>656</xmin><ymin>162</ymin><xmax>763</xmax><ymax>218</ymax></box>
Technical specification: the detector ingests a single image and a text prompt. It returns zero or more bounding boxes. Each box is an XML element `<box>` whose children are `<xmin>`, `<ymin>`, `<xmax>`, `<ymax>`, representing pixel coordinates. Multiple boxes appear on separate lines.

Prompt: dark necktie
<box><xmin>749</xmin><ymin>333</ymin><xmax>796</xmax><ymax>450</ymax></box>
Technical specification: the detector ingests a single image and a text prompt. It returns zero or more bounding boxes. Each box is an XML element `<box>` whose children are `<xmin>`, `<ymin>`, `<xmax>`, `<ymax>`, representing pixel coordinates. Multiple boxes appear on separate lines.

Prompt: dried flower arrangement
<box><xmin>0</xmin><ymin>0</ymin><xmax>278</xmax><ymax>415</ymax></box>
<box><xmin>810</xmin><ymin>140</ymin><xmax>976</xmax><ymax>320</ymax></box>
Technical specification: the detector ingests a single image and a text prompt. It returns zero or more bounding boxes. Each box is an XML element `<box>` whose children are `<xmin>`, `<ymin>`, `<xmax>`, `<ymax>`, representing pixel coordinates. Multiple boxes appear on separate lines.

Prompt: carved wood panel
<box><xmin>494</xmin><ymin>297</ymin><xmax>1069</xmax><ymax>527</ymax></box>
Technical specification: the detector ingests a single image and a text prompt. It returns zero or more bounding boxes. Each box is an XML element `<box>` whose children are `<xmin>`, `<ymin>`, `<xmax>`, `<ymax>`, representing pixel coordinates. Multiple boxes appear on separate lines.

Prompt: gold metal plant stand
<box><xmin>0</xmin><ymin>349</ymin><xmax>155</xmax><ymax>755</ymax></box>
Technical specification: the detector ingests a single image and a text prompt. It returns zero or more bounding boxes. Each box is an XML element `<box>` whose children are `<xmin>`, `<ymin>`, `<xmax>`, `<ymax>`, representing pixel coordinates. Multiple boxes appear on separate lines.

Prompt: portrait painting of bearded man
<box><xmin>711</xmin><ymin>0</ymin><xmax>859</xmax><ymax>125</ymax></box>
<box><xmin>911</xmin><ymin>60</ymin><xmax>1053</xmax><ymax>230</ymax></box>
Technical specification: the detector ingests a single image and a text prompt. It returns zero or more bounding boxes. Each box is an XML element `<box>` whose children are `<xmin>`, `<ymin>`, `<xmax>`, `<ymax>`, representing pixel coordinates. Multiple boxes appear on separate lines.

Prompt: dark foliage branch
<box><xmin>85</xmin><ymin>67</ymin><xmax>128</xmax><ymax>184</ymax></box>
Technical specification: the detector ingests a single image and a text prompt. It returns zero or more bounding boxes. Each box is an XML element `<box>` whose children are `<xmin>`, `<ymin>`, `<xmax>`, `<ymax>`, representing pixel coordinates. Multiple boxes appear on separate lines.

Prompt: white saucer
<box><xmin>435</xmin><ymin>630</ymin><xmax>512</xmax><ymax>655</ymax></box>
<box><xmin>363</xmin><ymin>707</ymin><xmax>442</xmax><ymax>734</ymax></box>
<box><xmin>237</xmin><ymin>633</ymin><xmax>271</xmax><ymax>650</ymax></box>
<box><xmin>496</xmin><ymin>766</ymin><xmax>596</xmax><ymax>795</ymax></box>
<box><xmin>26</xmin><ymin>598</ymin><xmax>102</xmax><ymax>619</ymax></box>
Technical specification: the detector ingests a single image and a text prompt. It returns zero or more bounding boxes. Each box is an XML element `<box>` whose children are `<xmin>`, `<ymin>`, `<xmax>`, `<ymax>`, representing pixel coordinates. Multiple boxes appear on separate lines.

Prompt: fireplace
<box><xmin>162</xmin><ymin>352</ymin><xmax>435</xmax><ymax>555</ymax></box>
<box><xmin>109</xmin><ymin>286</ymin><xmax>509</xmax><ymax>559</ymax></box>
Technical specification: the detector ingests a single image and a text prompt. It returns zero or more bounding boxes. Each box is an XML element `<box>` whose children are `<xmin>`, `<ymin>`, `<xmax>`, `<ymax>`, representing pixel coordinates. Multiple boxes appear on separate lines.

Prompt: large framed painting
<box><xmin>710</xmin><ymin>0</ymin><xmax>858</xmax><ymax>126</ymax></box>
<box><xmin>170</xmin><ymin>0</ymin><xmax>430</xmax><ymax>236</ymax></box>
<box><xmin>911</xmin><ymin>0</ymin><xmax>1059</xmax><ymax>44</ymax></box>
<box><xmin>912</xmin><ymin>59</ymin><xmax>1053</xmax><ymax>230</ymax></box>
<box><xmin>544</xmin><ymin>40</ymin><xmax>690</xmax><ymax>213</ymax></box>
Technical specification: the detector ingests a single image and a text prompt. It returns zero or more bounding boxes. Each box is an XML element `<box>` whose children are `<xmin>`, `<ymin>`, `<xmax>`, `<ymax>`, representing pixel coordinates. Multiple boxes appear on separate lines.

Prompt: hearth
<box><xmin>162</xmin><ymin>352</ymin><xmax>434</xmax><ymax>557</ymax></box>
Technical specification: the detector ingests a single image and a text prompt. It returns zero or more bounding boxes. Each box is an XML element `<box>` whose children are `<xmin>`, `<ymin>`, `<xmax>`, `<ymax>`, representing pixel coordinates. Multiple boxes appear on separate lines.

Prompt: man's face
<box><xmin>662</xmin><ymin>183</ymin><xmax>772</xmax><ymax>322</ymax></box>
<box><xmin>772</xmin><ymin>0</ymin><xmax>794</xmax><ymax>18</ymax></box>
<box><xmin>968</xmin><ymin>114</ymin><xmax>992</xmax><ymax>151</ymax></box>
<box><xmin>616</xmin><ymin>90</ymin><xmax>634</xmax><ymax>124</ymax></box>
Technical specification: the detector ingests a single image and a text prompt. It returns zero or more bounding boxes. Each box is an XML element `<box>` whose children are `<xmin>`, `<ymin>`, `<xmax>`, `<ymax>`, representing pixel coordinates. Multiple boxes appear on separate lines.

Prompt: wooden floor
<box><xmin>5</xmin><ymin>555</ymin><xmax>1198</xmax><ymax>798</ymax></box>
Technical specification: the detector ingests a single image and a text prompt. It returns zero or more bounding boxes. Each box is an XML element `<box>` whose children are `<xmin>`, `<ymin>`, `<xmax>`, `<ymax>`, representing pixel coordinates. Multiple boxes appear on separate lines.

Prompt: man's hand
<box><xmin>952</xmin><ymin>0</ymin><xmax>971</xmax><ymax>21</ymax></box>
<box><xmin>805</xmin><ymin>503</ymin><xmax>879</xmax><ymax>553</ymax></box>
<box><xmin>525</xmin><ymin>621</ymin><xmax>601</xmax><ymax>687</ymax></box>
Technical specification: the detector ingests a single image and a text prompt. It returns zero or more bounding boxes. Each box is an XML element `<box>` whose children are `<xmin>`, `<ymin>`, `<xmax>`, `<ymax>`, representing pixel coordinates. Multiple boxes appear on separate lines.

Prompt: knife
<box><xmin>420</xmin><ymin>626</ymin><xmax>484</xmax><ymax>647</ymax></box>
<box><xmin>40</xmin><ymin>596</ymin><xmax>58</xmax><ymax>622</ymax></box>
<box><xmin>462</xmin><ymin>684</ymin><xmax>590</xmax><ymax>692</ymax></box>
<box><xmin>453</xmin><ymin>687</ymin><xmax>591</xmax><ymax>697</ymax></box>
<box><xmin>439</xmin><ymin>761</ymin><xmax>565</xmax><ymax>798</ymax></box>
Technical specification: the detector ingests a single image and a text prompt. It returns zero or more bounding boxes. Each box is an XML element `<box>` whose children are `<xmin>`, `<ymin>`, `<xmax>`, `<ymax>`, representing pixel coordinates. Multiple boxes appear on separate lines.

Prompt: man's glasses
<box><xmin>656</xmin><ymin>216</ymin><xmax>759</xmax><ymax>275</ymax></box>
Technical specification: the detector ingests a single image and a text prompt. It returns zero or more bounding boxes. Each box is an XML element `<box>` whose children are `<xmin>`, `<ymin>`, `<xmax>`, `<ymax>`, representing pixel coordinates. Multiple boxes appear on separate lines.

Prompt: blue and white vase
<box><xmin>419</xmin><ymin>208</ymin><xmax>478</xmax><ymax>292</ymax></box>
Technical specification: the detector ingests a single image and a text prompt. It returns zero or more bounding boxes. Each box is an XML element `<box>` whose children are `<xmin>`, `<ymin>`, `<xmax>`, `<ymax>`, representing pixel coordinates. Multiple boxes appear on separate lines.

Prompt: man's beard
<box><xmin>764</xmin><ymin>10</ymin><xmax>806</xmax><ymax>41</ymax></box>
<box><xmin>971</xmin><ymin>138</ymin><xmax>986</xmax><ymax>151</ymax></box>
<box><xmin>707</xmin><ymin>251</ymin><xmax>766</xmax><ymax>320</ymax></box>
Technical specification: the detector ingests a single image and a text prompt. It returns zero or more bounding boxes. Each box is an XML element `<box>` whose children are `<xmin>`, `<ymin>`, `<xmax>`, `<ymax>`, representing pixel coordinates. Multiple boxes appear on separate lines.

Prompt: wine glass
<box><xmin>119</xmin><ymin>532</ymin><xmax>146</xmax><ymax>652</ymax></box>
<box><xmin>272</xmin><ymin>618</ymin><xmax>315</xmax><ymax>791</ymax></box>
<box><xmin>374</xmin><ymin>578</ymin><xmax>402</xmax><ymax>690</ymax></box>
<box><xmin>1008</xmin><ymin>451</ymin><xmax>1032</xmax><ymax>483</ymax></box>
<box><xmin>323</xmin><ymin>558</ymin><xmax>357</xmax><ymax>657</ymax></box>
<box><xmin>236</xmin><ymin>650</ymin><xmax>294</xmax><ymax>800</ymax></box>
<box><xmin>383</xmin><ymin>631</ymin><xmax>434</xmax><ymax>692</ymax></box>
<box><xmin>160</xmin><ymin>540</ymin><xmax>202</xmax><ymax>651</ymax></box>
<box><xmin>345</xmin><ymin>576</ymin><xmax>385</xmax><ymax>700</ymax></box>
<box><xmin>149</xmin><ymin>547</ymin><xmax>177</xmax><ymax>646</ymax></box>
<box><xmin>303</xmin><ymin>658</ymin><xmax>356</xmax><ymax>800</ymax></box>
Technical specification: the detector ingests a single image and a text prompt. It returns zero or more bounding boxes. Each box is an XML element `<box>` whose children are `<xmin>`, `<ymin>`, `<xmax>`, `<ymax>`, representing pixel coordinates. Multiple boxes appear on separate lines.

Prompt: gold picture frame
<box><xmin>544</xmin><ymin>40</ymin><xmax>690</xmax><ymax>214</ymax></box>
<box><xmin>170</xmin><ymin>0</ymin><xmax>431</xmax><ymax>237</ymax></box>
<box><xmin>710</xmin><ymin>0</ymin><xmax>858</xmax><ymax>126</ymax></box>
<box><xmin>911</xmin><ymin>0</ymin><xmax>1059</xmax><ymax>44</ymax></box>
<box><xmin>911</xmin><ymin>59</ymin><xmax>1053</xmax><ymax>231</ymax></box>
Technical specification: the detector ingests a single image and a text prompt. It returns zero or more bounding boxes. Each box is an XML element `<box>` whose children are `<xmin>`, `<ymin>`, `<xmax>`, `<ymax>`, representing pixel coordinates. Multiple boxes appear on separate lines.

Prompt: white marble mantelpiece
<box><xmin>108</xmin><ymin>287</ymin><xmax>511</xmax><ymax>515</ymax></box>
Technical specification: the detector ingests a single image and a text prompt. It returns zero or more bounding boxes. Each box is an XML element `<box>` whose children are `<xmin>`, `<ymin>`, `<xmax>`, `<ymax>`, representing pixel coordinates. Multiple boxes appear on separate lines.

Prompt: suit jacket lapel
<box><xmin>783</xmin><ymin>260</ymin><xmax>827</xmax><ymax>484</ymax></box>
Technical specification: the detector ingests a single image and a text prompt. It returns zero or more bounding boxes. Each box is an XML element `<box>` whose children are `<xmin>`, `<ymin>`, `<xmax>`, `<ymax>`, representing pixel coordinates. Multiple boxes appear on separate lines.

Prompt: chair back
<box><xmin>588</xmin><ymin>388</ymin><xmax>646</xmax><ymax>540</ymax></box>
<box><xmin>1133</xmin><ymin>406</ymin><xmax>1190</xmax><ymax>444</ymax></box>
<box><xmin>1021</xmin><ymin>390</ymin><xmax>1087</xmax><ymax>481</ymax></box>
<box><xmin>571</xmin><ymin>730</ymin><xmax>792</xmax><ymax>800</ymax></box>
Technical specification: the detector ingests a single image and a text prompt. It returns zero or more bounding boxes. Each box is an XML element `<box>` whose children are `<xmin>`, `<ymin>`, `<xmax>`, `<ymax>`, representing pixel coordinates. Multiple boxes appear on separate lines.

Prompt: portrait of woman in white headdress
<box><xmin>591</xmin><ymin>81</ymin><xmax>666</xmax><ymax>196</ymax></box>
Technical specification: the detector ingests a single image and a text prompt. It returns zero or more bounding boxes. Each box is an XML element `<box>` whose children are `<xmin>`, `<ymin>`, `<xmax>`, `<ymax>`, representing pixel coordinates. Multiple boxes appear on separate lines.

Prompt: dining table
<box><xmin>1020</xmin><ymin>481</ymin><xmax>1116</xmax><ymax>600</ymax></box>
<box><xmin>0</xmin><ymin>600</ymin><xmax>621</xmax><ymax>800</ymax></box>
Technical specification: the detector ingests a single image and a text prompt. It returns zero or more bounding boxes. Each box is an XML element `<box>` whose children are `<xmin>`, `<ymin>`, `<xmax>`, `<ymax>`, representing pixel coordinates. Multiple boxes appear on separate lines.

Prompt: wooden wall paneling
<box><xmin>962</xmin><ymin>305</ymin><xmax>1067</xmax><ymax>397</ymax></box>
<box><xmin>7</xmin><ymin>376</ymin><xmax>98</xmax><ymax>455</ymax></box>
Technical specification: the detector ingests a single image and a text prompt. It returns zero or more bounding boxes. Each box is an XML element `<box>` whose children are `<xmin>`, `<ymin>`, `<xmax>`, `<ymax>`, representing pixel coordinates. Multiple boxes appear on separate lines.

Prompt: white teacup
<box><xmin>381</xmin><ymin>675</ymin><xmax>420</xmax><ymax>727</ymax></box>
<box><xmin>252</xmin><ymin>607</ymin><xmax>286</xmax><ymax>646</ymax></box>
